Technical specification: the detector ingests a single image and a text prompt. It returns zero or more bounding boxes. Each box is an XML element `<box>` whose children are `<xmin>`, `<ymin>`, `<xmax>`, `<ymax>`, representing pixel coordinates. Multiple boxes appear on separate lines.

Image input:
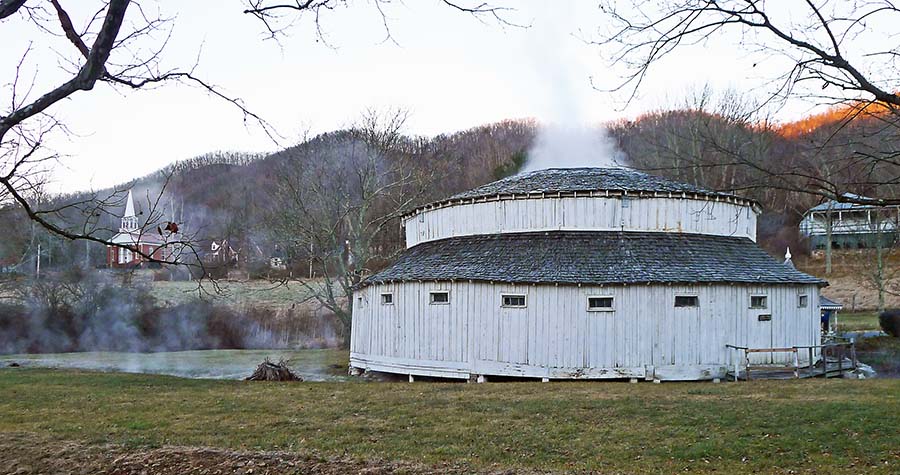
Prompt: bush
<box><xmin>879</xmin><ymin>310</ymin><xmax>900</xmax><ymax>337</ymax></box>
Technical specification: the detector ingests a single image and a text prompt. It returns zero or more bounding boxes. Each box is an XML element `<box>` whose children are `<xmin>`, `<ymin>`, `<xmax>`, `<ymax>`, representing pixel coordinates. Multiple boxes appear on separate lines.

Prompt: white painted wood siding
<box><xmin>350</xmin><ymin>282</ymin><xmax>820</xmax><ymax>380</ymax></box>
<box><xmin>403</xmin><ymin>196</ymin><xmax>757</xmax><ymax>247</ymax></box>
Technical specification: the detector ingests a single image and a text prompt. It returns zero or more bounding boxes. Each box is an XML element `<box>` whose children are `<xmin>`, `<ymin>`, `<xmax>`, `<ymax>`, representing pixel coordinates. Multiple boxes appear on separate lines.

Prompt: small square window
<box><xmin>674</xmin><ymin>296</ymin><xmax>699</xmax><ymax>307</ymax></box>
<box><xmin>381</xmin><ymin>293</ymin><xmax>393</xmax><ymax>305</ymax></box>
<box><xmin>587</xmin><ymin>296</ymin><xmax>614</xmax><ymax>311</ymax></box>
<box><xmin>750</xmin><ymin>296</ymin><xmax>768</xmax><ymax>309</ymax></box>
<box><xmin>798</xmin><ymin>295</ymin><xmax>808</xmax><ymax>308</ymax></box>
<box><xmin>501</xmin><ymin>294</ymin><xmax>526</xmax><ymax>308</ymax></box>
<box><xmin>429</xmin><ymin>291</ymin><xmax>449</xmax><ymax>305</ymax></box>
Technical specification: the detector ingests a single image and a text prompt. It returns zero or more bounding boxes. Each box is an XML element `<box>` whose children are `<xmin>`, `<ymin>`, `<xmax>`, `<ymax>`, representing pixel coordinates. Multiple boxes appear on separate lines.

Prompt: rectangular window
<box><xmin>380</xmin><ymin>293</ymin><xmax>393</xmax><ymax>305</ymax></box>
<box><xmin>674</xmin><ymin>296</ymin><xmax>699</xmax><ymax>308</ymax></box>
<box><xmin>429</xmin><ymin>291</ymin><xmax>449</xmax><ymax>305</ymax></box>
<box><xmin>501</xmin><ymin>294</ymin><xmax>526</xmax><ymax>308</ymax></box>
<box><xmin>587</xmin><ymin>296</ymin><xmax>614</xmax><ymax>311</ymax></box>
<box><xmin>758</xmin><ymin>314</ymin><xmax>772</xmax><ymax>322</ymax></box>
<box><xmin>798</xmin><ymin>295</ymin><xmax>808</xmax><ymax>308</ymax></box>
<box><xmin>750</xmin><ymin>295</ymin><xmax>768</xmax><ymax>309</ymax></box>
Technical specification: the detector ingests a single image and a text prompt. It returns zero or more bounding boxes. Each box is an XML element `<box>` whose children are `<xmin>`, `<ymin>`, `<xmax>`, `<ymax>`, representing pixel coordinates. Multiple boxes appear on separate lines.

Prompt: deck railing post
<box><xmin>837</xmin><ymin>345</ymin><xmax>843</xmax><ymax>376</ymax></box>
<box><xmin>850</xmin><ymin>339</ymin><xmax>858</xmax><ymax>373</ymax></box>
<box><xmin>808</xmin><ymin>347</ymin><xmax>814</xmax><ymax>377</ymax></box>
<box><xmin>792</xmin><ymin>349</ymin><xmax>800</xmax><ymax>379</ymax></box>
<box><xmin>744</xmin><ymin>349</ymin><xmax>750</xmax><ymax>381</ymax></box>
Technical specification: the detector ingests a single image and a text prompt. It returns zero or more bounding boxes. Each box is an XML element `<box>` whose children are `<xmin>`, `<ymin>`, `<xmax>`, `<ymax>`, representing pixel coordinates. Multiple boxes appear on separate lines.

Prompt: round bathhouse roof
<box><xmin>362</xmin><ymin>231</ymin><xmax>826</xmax><ymax>288</ymax></box>
<box><xmin>405</xmin><ymin>167</ymin><xmax>758</xmax><ymax>218</ymax></box>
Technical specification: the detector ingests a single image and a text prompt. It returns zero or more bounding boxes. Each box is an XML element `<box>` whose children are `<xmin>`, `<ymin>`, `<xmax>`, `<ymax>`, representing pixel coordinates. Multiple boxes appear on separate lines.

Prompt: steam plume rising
<box><xmin>521</xmin><ymin>3</ymin><xmax>627</xmax><ymax>172</ymax></box>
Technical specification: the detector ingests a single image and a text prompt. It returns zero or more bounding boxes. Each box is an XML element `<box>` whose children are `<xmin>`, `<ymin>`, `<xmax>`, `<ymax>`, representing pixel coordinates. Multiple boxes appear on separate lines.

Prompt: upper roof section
<box><xmin>454</xmin><ymin>167</ymin><xmax>733</xmax><ymax>200</ymax></box>
<box><xmin>404</xmin><ymin>167</ymin><xmax>758</xmax><ymax>220</ymax></box>
<box><xmin>402</xmin><ymin>167</ymin><xmax>760</xmax><ymax>247</ymax></box>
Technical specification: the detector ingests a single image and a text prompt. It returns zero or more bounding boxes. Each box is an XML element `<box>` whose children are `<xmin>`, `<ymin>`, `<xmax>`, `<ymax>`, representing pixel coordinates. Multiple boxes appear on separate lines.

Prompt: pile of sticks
<box><xmin>245</xmin><ymin>358</ymin><xmax>302</xmax><ymax>381</ymax></box>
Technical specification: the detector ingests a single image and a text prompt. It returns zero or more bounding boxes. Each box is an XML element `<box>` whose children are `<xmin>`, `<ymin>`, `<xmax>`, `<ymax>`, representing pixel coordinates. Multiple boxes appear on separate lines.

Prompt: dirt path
<box><xmin>0</xmin><ymin>433</ymin><xmax>528</xmax><ymax>475</ymax></box>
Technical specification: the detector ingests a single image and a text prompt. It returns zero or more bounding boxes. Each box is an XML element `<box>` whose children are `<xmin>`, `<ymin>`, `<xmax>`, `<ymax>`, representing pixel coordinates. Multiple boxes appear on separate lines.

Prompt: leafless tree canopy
<box><xmin>264</xmin><ymin>108</ymin><xmax>438</xmax><ymax>346</ymax></box>
<box><xmin>0</xmin><ymin>0</ymin><xmax>514</xmax><ymax>267</ymax></box>
<box><xmin>243</xmin><ymin>0</ymin><xmax>523</xmax><ymax>42</ymax></box>
<box><xmin>597</xmin><ymin>0</ymin><xmax>900</xmax><ymax>206</ymax></box>
<box><xmin>0</xmin><ymin>0</ymin><xmax>271</xmax><ymax>265</ymax></box>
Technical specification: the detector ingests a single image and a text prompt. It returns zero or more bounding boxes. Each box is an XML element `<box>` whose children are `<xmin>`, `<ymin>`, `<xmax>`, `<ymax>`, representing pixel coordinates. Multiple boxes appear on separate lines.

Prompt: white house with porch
<box><xmin>800</xmin><ymin>193</ymin><xmax>900</xmax><ymax>250</ymax></box>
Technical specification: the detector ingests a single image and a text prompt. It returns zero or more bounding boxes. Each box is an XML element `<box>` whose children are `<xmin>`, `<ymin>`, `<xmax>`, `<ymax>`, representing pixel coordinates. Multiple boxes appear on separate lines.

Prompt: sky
<box><xmin>0</xmin><ymin>1</ymin><xmax>860</xmax><ymax>193</ymax></box>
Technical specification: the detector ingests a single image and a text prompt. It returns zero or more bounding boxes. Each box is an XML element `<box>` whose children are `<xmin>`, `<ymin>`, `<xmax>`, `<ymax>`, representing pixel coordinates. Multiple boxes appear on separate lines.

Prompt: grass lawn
<box><xmin>149</xmin><ymin>280</ymin><xmax>315</xmax><ymax>308</ymax></box>
<box><xmin>1</xmin><ymin>369</ymin><xmax>898</xmax><ymax>473</ymax></box>
<box><xmin>838</xmin><ymin>311</ymin><xmax>882</xmax><ymax>333</ymax></box>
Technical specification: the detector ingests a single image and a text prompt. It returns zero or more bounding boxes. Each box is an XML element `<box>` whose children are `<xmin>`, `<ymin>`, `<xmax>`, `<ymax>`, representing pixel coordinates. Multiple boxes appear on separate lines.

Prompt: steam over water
<box><xmin>0</xmin><ymin>349</ymin><xmax>349</xmax><ymax>381</ymax></box>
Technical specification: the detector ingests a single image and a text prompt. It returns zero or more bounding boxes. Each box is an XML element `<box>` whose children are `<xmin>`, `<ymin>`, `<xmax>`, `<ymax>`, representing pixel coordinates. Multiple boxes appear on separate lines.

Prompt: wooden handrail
<box><xmin>726</xmin><ymin>340</ymin><xmax>857</xmax><ymax>381</ymax></box>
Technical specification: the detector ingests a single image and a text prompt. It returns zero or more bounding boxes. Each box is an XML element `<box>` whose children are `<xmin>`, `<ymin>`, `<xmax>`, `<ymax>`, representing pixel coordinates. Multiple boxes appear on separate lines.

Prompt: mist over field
<box><xmin>0</xmin><ymin>272</ymin><xmax>339</xmax><ymax>355</ymax></box>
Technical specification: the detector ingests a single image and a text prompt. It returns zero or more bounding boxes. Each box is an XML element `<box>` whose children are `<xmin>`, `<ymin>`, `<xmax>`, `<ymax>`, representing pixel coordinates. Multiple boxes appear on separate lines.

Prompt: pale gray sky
<box><xmin>1</xmin><ymin>1</ymin><xmax>867</xmax><ymax>193</ymax></box>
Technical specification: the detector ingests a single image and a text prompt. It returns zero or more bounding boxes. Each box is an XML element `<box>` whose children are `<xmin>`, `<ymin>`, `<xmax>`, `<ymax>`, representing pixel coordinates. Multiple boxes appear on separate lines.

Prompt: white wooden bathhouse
<box><xmin>350</xmin><ymin>168</ymin><xmax>825</xmax><ymax>381</ymax></box>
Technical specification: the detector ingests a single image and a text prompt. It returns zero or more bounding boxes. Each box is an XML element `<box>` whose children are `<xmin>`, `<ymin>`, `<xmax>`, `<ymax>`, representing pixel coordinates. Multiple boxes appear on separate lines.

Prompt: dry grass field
<box><xmin>1</xmin><ymin>368</ymin><xmax>898</xmax><ymax>474</ymax></box>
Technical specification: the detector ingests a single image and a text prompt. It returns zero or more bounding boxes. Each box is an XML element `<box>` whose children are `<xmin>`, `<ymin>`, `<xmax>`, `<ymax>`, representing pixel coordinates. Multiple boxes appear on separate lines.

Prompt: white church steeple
<box><xmin>121</xmin><ymin>190</ymin><xmax>139</xmax><ymax>231</ymax></box>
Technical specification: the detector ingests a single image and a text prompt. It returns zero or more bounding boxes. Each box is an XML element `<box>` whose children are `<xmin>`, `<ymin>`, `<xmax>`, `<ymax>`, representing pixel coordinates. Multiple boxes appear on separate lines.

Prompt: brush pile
<box><xmin>245</xmin><ymin>358</ymin><xmax>302</xmax><ymax>381</ymax></box>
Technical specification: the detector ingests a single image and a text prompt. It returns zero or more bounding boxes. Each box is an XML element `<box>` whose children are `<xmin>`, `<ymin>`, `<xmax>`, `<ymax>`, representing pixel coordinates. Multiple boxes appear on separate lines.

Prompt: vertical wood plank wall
<box><xmin>349</xmin><ymin>282</ymin><xmax>821</xmax><ymax>380</ymax></box>
<box><xmin>404</xmin><ymin>197</ymin><xmax>757</xmax><ymax>248</ymax></box>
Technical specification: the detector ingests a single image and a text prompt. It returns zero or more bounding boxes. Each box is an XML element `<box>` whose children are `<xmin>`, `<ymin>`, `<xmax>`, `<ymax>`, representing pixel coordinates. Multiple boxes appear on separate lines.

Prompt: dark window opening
<box><xmin>675</xmin><ymin>296</ymin><xmax>699</xmax><ymax>307</ymax></box>
<box><xmin>798</xmin><ymin>295</ymin><xmax>808</xmax><ymax>308</ymax></box>
<box><xmin>758</xmin><ymin>314</ymin><xmax>772</xmax><ymax>322</ymax></box>
<box><xmin>501</xmin><ymin>294</ymin><xmax>526</xmax><ymax>308</ymax></box>
<box><xmin>750</xmin><ymin>296</ymin><xmax>768</xmax><ymax>309</ymax></box>
<box><xmin>430</xmin><ymin>291</ymin><xmax>449</xmax><ymax>304</ymax></box>
<box><xmin>381</xmin><ymin>293</ymin><xmax>393</xmax><ymax>305</ymax></box>
<box><xmin>588</xmin><ymin>296</ymin><xmax>614</xmax><ymax>311</ymax></box>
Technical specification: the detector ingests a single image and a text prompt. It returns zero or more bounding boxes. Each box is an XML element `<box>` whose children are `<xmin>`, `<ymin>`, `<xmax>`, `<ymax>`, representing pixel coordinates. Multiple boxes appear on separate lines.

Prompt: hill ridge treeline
<box><xmin>2</xmin><ymin>108</ymin><xmax>897</xmax><ymax>272</ymax></box>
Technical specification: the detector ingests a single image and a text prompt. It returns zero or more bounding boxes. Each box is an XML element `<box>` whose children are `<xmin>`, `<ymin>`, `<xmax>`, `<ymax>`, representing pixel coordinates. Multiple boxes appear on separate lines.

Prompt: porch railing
<box><xmin>725</xmin><ymin>339</ymin><xmax>857</xmax><ymax>381</ymax></box>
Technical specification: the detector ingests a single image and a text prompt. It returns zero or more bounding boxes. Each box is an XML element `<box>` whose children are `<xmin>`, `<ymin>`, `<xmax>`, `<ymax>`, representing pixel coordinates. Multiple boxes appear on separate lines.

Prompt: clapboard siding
<box><xmin>349</xmin><ymin>282</ymin><xmax>821</xmax><ymax>380</ymax></box>
<box><xmin>404</xmin><ymin>197</ymin><xmax>756</xmax><ymax>247</ymax></box>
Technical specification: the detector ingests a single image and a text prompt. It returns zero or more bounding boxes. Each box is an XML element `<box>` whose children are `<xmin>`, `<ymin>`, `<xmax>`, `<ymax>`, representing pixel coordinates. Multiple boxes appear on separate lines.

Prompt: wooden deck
<box><xmin>727</xmin><ymin>359</ymin><xmax>858</xmax><ymax>380</ymax></box>
<box><xmin>725</xmin><ymin>340</ymin><xmax>858</xmax><ymax>381</ymax></box>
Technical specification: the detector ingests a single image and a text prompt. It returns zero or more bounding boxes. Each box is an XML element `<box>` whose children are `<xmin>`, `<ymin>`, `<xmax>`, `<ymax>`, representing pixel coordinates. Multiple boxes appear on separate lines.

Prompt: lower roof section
<box><xmin>364</xmin><ymin>231</ymin><xmax>825</xmax><ymax>288</ymax></box>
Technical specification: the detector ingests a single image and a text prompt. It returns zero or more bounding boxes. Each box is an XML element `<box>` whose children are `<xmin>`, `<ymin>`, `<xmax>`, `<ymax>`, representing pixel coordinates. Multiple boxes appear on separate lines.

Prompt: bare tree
<box><xmin>0</xmin><ymin>1</ymin><xmax>274</xmax><ymax>267</ymax></box>
<box><xmin>243</xmin><ymin>0</ymin><xmax>523</xmax><ymax>41</ymax></box>
<box><xmin>1</xmin><ymin>0</ymin><xmax>516</xmax><ymax>268</ymax></box>
<box><xmin>597</xmin><ymin>0</ymin><xmax>900</xmax><ymax>206</ymax></box>
<box><xmin>266</xmin><ymin>109</ymin><xmax>433</xmax><ymax>346</ymax></box>
<box><xmin>861</xmin><ymin>208</ymin><xmax>900</xmax><ymax>312</ymax></box>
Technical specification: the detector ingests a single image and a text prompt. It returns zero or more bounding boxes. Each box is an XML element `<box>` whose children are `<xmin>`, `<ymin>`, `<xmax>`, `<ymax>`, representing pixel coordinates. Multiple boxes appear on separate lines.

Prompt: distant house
<box><xmin>106</xmin><ymin>190</ymin><xmax>173</xmax><ymax>268</ymax></box>
<box><xmin>799</xmin><ymin>193</ymin><xmax>900</xmax><ymax>250</ymax></box>
<box><xmin>0</xmin><ymin>255</ymin><xmax>18</xmax><ymax>274</ymax></box>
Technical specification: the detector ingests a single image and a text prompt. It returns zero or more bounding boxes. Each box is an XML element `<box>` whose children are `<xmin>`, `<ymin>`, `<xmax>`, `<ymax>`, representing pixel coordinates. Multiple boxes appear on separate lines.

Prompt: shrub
<box><xmin>879</xmin><ymin>310</ymin><xmax>900</xmax><ymax>337</ymax></box>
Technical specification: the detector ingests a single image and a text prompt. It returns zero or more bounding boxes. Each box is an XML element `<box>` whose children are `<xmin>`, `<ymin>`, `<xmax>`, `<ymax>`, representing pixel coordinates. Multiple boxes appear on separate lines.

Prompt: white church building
<box><xmin>350</xmin><ymin>168</ymin><xmax>825</xmax><ymax>381</ymax></box>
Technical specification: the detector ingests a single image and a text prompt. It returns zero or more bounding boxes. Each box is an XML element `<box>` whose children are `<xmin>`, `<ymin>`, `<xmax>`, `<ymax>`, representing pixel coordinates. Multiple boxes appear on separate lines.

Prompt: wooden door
<box><xmin>748</xmin><ymin>303</ymin><xmax>774</xmax><ymax>364</ymax></box>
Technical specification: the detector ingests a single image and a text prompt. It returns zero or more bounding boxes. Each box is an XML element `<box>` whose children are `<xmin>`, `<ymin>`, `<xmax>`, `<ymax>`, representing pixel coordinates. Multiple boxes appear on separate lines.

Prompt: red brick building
<box><xmin>106</xmin><ymin>190</ymin><xmax>170</xmax><ymax>268</ymax></box>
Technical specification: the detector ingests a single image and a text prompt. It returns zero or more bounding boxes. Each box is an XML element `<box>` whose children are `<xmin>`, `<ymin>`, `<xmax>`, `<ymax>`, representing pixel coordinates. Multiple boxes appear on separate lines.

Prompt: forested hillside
<box><xmin>3</xmin><ymin>103</ymin><xmax>897</xmax><ymax>275</ymax></box>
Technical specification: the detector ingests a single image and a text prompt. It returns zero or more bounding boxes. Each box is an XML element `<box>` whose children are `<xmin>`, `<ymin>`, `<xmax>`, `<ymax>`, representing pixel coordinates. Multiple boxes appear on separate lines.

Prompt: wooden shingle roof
<box><xmin>450</xmin><ymin>167</ymin><xmax>740</xmax><ymax>200</ymax></box>
<box><xmin>363</xmin><ymin>231</ymin><xmax>825</xmax><ymax>288</ymax></box>
<box><xmin>404</xmin><ymin>168</ymin><xmax>758</xmax><ymax>219</ymax></box>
